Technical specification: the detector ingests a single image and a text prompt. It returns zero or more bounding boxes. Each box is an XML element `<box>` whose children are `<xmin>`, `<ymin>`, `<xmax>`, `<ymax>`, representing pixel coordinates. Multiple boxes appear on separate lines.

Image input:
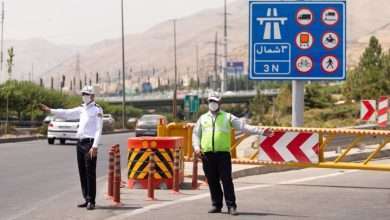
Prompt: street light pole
<box><xmin>222</xmin><ymin>0</ymin><xmax>228</xmax><ymax>93</ymax></box>
<box><xmin>172</xmin><ymin>19</ymin><xmax>178</xmax><ymax>119</ymax></box>
<box><xmin>121</xmin><ymin>0</ymin><xmax>126</xmax><ymax>129</ymax></box>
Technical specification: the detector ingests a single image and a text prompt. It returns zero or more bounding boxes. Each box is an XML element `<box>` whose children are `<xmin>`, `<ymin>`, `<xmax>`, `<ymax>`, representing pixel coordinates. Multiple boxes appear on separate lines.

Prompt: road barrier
<box><xmin>147</xmin><ymin>153</ymin><xmax>156</xmax><ymax>200</ymax></box>
<box><xmin>181</xmin><ymin>126</ymin><xmax>390</xmax><ymax>172</ymax></box>
<box><xmin>127</xmin><ymin>137</ymin><xmax>184</xmax><ymax>189</ymax></box>
<box><xmin>191</xmin><ymin>153</ymin><xmax>199</xmax><ymax>189</ymax></box>
<box><xmin>106</xmin><ymin>147</ymin><xmax>115</xmax><ymax>199</ymax></box>
<box><xmin>172</xmin><ymin>146</ymin><xmax>181</xmax><ymax>193</ymax></box>
<box><xmin>244</xmin><ymin>127</ymin><xmax>390</xmax><ymax>171</ymax></box>
<box><xmin>158</xmin><ymin>122</ymin><xmax>194</xmax><ymax>158</ymax></box>
<box><xmin>113</xmin><ymin>145</ymin><xmax>121</xmax><ymax>204</ymax></box>
<box><xmin>157</xmin><ymin>122</ymin><xmax>249</xmax><ymax>159</ymax></box>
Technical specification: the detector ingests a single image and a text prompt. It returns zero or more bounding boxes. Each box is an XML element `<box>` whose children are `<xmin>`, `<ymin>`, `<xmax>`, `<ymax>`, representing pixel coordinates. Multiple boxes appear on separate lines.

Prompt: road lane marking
<box><xmin>106</xmin><ymin>170</ymin><xmax>357</xmax><ymax>219</ymax></box>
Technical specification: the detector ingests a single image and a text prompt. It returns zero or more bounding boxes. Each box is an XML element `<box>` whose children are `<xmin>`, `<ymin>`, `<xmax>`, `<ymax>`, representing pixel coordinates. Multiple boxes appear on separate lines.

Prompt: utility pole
<box><xmin>221</xmin><ymin>0</ymin><xmax>228</xmax><ymax>93</ymax></box>
<box><xmin>121</xmin><ymin>0</ymin><xmax>126</xmax><ymax>129</ymax></box>
<box><xmin>214</xmin><ymin>32</ymin><xmax>219</xmax><ymax>91</ymax></box>
<box><xmin>196</xmin><ymin>44</ymin><xmax>200</xmax><ymax>90</ymax></box>
<box><xmin>75</xmin><ymin>54</ymin><xmax>80</xmax><ymax>92</ymax></box>
<box><xmin>0</xmin><ymin>1</ymin><xmax>4</xmax><ymax>79</ymax></box>
<box><xmin>172</xmin><ymin>19</ymin><xmax>178</xmax><ymax>119</ymax></box>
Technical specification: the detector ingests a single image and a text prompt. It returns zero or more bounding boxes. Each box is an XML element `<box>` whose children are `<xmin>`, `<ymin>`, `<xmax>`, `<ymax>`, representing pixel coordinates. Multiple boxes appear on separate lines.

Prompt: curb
<box><xmin>0</xmin><ymin>136</ymin><xmax>46</xmax><ymax>144</ymax></box>
<box><xmin>192</xmin><ymin>149</ymin><xmax>390</xmax><ymax>181</ymax></box>
<box><xmin>103</xmin><ymin>129</ymin><xmax>133</xmax><ymax>135</ymax></box>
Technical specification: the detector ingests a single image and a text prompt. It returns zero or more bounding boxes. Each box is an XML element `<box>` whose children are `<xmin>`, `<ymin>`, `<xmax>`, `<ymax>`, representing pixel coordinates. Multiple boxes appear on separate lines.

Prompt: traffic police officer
<box><xmin>39</xmin><ymin>86</ymin><xmax>103</xmax><ymax>210</ymax></box>
<box><xmin>192</xmin><ymin>92</ymin><xmax>272</xmax><ymax>216</ymax></box>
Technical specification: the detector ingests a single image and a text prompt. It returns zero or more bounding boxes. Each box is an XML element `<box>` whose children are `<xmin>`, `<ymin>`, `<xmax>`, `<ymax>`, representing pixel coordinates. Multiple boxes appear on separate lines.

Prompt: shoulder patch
<box><xmin>97</xmin><ymin>113</ymin><xmax>103</xmax><ymax>118</ymax></box>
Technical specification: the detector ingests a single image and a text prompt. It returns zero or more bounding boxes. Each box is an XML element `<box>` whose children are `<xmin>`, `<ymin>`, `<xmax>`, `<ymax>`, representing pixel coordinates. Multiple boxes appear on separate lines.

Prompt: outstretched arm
<box><xmin>230</xmin><ymin>113</ymin><xmax>272</xmax><ymax>136</ymax></box>
<box><xmin>38</xmin><ymin>103</ymin><xmax>81</xmax><ymax>120</ymax></box>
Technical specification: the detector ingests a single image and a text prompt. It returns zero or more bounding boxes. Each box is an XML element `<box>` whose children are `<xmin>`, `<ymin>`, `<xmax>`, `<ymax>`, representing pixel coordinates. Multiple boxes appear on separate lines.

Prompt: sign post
<box><xmin>249</xmin><ymin>1</ymin><xmax>346</xmax><ymax>127</ymax></box>
<box><xmin>184</xmin><ymin>95</ymin><xmax>200</xmax><ymax>121</ymax></box>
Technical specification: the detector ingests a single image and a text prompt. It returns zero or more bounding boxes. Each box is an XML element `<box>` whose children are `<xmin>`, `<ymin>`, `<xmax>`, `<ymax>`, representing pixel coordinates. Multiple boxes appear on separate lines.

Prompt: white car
<box><xmin>103</xmin><ymin>114</ymin><xmax>115</xmax><ymax>124</ymax></box>
<box><xmin>47</xmin><ymin>118</ymin><xmax>79</xmax><ymax>145</ymax></box>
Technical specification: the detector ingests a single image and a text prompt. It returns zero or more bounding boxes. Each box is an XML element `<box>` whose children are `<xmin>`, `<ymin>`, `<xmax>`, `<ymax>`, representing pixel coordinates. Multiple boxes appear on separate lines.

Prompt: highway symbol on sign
<box><xmin>296</xmin><ymin>56</ymin><xmax>313</xmax><ymax>73</ymax></box>
<box><xmin>256</xmin><ymin>8</ymin><xmax>288</xmax><ymax>40</ymax></box>
<box><xmin>296</xmin><ymin>32</ymin><xmax>314</xmax><ymax>49</ymax></box>
<box><xmin>360</xmin><ymin>100</ymin><xmax>376</xmax><ymax>122</ymax></box>
<box><xmin>296</xmin><ymin>8</ymin><xmax>313</xmax><ymax>26</ymax></box>
<box><xmin>322</xmin><ymin>32</ymin><xmax>339</xmax><ymax>49</ymax></box>
<box><xmin>322</xmin><ymin>8</ymin><xmax>339</xmax><ymax>25</ymax></box>
<box><xmin>321</xmin><ymin>55</ymin><xmax>338</xmax><ymax>73</ymax></box>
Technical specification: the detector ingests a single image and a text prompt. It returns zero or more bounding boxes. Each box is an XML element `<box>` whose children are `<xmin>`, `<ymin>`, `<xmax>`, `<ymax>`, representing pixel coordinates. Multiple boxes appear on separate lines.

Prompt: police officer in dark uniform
<box><xmin>39</xmin><ymin>86</ymin><xmax>103</xmax><ymax>210</ymax></box>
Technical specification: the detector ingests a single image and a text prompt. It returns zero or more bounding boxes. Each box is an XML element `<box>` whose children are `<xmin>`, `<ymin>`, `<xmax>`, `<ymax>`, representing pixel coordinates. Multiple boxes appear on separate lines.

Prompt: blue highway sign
<box><xmin>249</xmin><ymin>1</ymin><xmax>346</xmax><ymax>80</ymax></box>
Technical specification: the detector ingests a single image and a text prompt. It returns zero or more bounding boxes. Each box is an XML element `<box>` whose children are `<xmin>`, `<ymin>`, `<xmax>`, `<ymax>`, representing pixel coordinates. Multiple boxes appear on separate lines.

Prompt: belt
<box><xmin>79</xmin><ymin>138</ymin><xmax>94</xmax><ymax>143</ymax></box>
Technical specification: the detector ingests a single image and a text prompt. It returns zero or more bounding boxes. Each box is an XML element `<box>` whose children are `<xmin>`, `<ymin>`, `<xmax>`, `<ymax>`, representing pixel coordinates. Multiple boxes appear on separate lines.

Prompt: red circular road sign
<box><xmin>322</xmin><ymin>32</ymin><xmax>339</xmax><ymax>49</ymax></box>
<box><xmin>322</xmin><ymin>8</ymin><xmax>339</xmax><ymax>26</ymax></box>
<box><xmin>296</xmin><ymin>8</ymin><xmax>314</xmax><ymax>26</ymax></box>
<box><xmin>321</xmin><ymin>55</ymin><xmax>339</xmax><ymax>73</ymax></box>
<box><xmin>295</xmin><ymin>32</ymin><xmax>314</xmax><ymax>50</ymax></box>
<box><xmin>296</xmin><ymin>56</ymin><xmax>313</xmax><ymax>73</ymax></box>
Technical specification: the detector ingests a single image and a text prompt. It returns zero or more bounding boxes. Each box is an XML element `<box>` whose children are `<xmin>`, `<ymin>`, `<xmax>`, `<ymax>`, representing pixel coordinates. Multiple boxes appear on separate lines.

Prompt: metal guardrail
<box><xmin>98</xmin><ymin>89</ymin><xmax>280</xmax><ymax>103</ymax></box>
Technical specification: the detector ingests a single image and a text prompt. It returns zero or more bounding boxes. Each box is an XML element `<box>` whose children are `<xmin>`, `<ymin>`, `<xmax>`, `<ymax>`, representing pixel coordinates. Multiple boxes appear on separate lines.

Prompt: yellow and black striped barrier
<box><xmin>127</xmin><ymin>137</ymin><xmax>184</xmax><ymax>189</ymax></box>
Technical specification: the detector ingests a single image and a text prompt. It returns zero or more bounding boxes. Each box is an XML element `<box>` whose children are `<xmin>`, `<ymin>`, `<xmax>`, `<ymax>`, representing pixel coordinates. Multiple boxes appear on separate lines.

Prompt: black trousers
<box><xmin>202</xmin><ymin>152</ymin><xmax>236</xmax><ymax>209</ymax></box>
<box><xmin>76</xmin><ymin>139</ymin><xmax>97</xmax><ymax>204</ymax></box>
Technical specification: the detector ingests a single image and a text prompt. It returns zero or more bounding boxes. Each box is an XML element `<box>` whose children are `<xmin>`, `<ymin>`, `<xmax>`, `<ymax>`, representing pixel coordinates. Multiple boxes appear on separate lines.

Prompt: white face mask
<box><xmin>82</xmin><ymin>95</ymin><xmax>91</xmax><ymax>104</ymax></box>
<box><xmin>208</xmin><ymin>102</ymin><xmax>219</xmax><ymax>112</ymax></box>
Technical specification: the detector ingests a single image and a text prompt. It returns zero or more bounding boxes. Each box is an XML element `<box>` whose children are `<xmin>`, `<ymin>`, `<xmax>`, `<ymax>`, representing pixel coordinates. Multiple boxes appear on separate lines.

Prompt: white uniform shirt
<box><xmin>50</xmin><ymin>101</ymin><xmax>103</xmax><ymax>148</ymax></box>
<box><xmin>192</xmin><ymin>111</ymin><xmax>265</xmax><ymax>152</ymax></box>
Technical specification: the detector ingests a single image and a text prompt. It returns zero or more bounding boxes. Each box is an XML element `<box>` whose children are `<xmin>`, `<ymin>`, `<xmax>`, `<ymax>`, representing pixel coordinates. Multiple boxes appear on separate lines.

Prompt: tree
<box><xmin>344</xmin><ymin>36</ymin><xmax>389</xmax><ymax>100</ymax></box>
<box><xmin>305</xmin><ymin>83</ymin><xmax>332</xmax><ymax>109</ymax></box>
<box><xmin>250</xmin><ymin>88</ymin><xmax>271</xmax><ymax>124</ymax></box>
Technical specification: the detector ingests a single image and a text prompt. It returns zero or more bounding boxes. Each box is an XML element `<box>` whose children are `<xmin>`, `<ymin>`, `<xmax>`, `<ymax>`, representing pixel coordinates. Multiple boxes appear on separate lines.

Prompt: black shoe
<box><xmin>77</xmin><ymin>202</ymin><xmax>88</xmax><ymax>208</ymax></box>
<box><xmin>86</xmin><ymin>203</ymin><xmax>95</xmax><ymax>210</ymax></box>
<box><xmin>228</xmin><ymin>207</ymin><xmax>238</xmax><ymax>216</ymax></box>
<box><xmin>208</xmin><ymin>207</ymin><xmax>222</xmax><ymax>213</ymax></box>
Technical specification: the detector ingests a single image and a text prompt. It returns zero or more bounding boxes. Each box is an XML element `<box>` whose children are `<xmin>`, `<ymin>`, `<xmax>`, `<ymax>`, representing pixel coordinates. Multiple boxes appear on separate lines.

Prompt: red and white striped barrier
<box><xmin>360</xmin><ymin>100</ymin><xmax>376</xmax><ymax>122</ymax></box>
<box><xmin>259</xmin><ymin>132</ymin><xmax>319</xmax><ymax>163</ymax></box>
<box><xmin>377</xmin><ymin>96</ymin><xmax>389</xmax><ymax>128</ymax></box>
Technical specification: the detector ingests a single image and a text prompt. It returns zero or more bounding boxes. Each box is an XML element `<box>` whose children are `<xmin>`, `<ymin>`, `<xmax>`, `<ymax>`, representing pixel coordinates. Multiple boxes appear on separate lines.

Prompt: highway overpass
<box><xmin>98</xmin><ymin>89</ymin><xmax>279</xmax><ymax>108</ymax></box>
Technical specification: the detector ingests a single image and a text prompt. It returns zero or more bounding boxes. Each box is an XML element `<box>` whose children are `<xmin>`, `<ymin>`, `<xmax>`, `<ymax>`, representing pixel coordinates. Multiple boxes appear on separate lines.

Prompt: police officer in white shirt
<box><xmin>38</xmin><ymin>85</ymin><xmax>103</xmax><ymax>210</ymax></box>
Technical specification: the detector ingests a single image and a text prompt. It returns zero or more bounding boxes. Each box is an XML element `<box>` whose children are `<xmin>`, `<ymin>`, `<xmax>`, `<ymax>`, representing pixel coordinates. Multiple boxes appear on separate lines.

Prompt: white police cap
<box><xmin>207</xmin><ymin>92</ymin><xmax>221</xmax><ymax>102</ymax></box>
<box><xmin>81</xmin><ymin>85</ymin><xmax>95</xmax><ymax>95</ymax></box>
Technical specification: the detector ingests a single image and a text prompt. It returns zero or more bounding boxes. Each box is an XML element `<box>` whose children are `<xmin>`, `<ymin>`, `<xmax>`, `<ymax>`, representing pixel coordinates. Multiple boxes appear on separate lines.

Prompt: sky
<box><xmin>4</xmin><ymin>0</ymin><xmax>236</xmax><ymax>46</ymax></box>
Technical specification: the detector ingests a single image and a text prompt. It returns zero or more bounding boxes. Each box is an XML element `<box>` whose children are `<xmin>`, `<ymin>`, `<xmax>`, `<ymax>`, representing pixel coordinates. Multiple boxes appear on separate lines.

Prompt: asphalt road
<box><xmin>0</xmin><ymin>132</ymin><xmax>134</xmax><ymax>220</ymax></box>
<box><xmin>1</xmin><ymin>133</ymin><xmax>390</xmax><ymax>220</ymax></box>
<box><xmin>123</xmin><ymin>162</ymin><xmax>390</xmax><ymax>220</ymax></box>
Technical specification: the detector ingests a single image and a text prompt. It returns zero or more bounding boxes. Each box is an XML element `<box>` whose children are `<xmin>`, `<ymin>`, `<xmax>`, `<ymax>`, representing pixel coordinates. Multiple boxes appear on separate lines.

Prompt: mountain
<box><xmin>1</xmin><ymin>38</ymin><xmax>82</xmax><ymax>83</ymax></box>
<box><xmin>7</xmin><ymin>0</ymin><xmax>390</xmax><ymax>91</ymax></box>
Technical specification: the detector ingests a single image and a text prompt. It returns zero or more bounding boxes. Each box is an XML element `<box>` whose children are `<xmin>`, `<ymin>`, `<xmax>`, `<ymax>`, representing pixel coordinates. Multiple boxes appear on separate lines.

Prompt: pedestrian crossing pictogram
<box><xmin>321</xmin><ymin>55</ymin><xmax>339</xmax><ymax>73</ymax></box>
